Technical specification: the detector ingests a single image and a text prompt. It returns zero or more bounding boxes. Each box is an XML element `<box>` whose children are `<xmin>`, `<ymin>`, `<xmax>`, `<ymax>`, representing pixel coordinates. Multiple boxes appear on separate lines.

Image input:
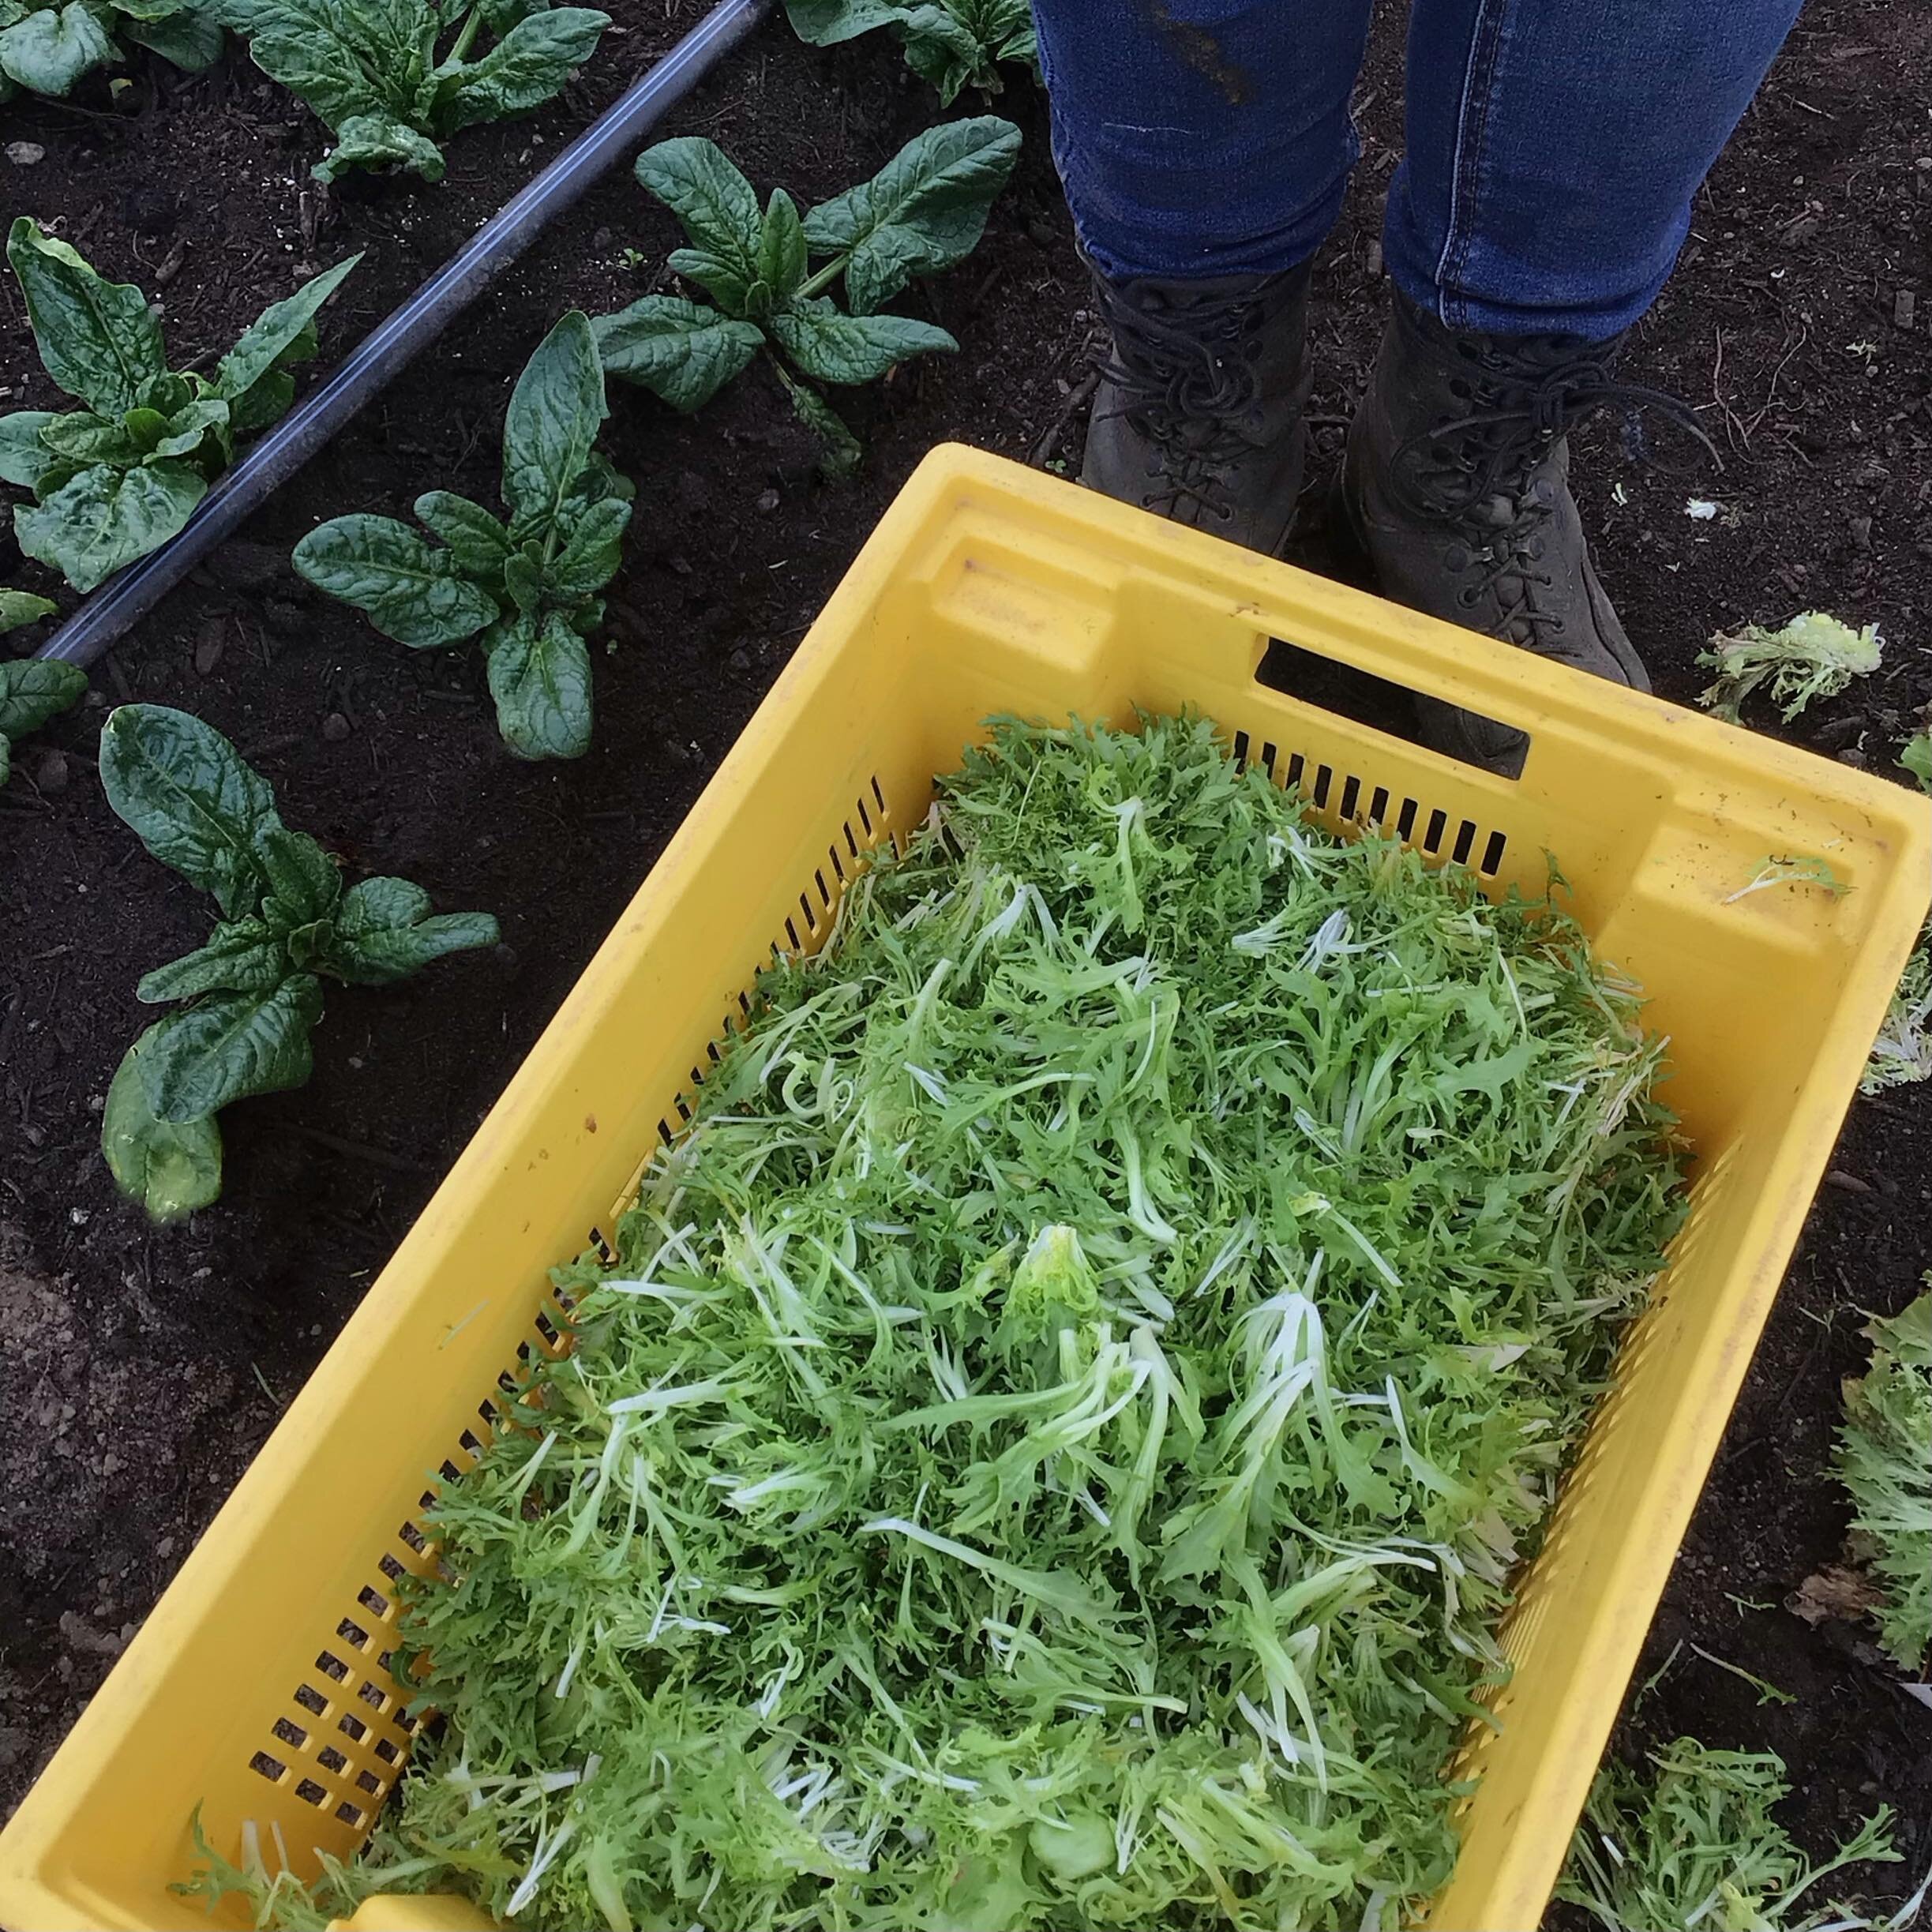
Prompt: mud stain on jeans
<box><xmin>1145</xmin><ymin>0</ymin><xmax>1255</xmax><ymax>106</ymax></box>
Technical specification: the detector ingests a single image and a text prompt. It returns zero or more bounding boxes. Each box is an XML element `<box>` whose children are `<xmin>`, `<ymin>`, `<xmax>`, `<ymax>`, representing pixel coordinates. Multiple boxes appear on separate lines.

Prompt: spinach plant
<box><xmin>0</xmin><ymin>655</ymin><xmax>84</xmax><ymax>785</ymax></box>
<box><xmin>217</xmin><ymin>0</ymin><xmax>608</xmax><ymax>183</ymax></box>
<box><xmin>0</xmin><ymin>0</ymin><xmax>220</xmax><ymax>101</ymax></box>
<box><xmin>784</xmin><ymin>0</ymin><xmax>1034</xmax><ymax>105</ymax></box>
<box><xmin>594</xmin><ymin>118</ymin><xmax>1020</xmax><ymax>475</ymax></box>
<box><xmin>292</xmin><ymin>311</ymin><xmax>628</xmax><ymax>762</ymax></box>
<box><xmin>98</xmin><ymin>704</ymin><xmax>498</xmax><ymax>1221</ymax></box>
<box><xmin>1</xmin><ymin>219</ymin><xmax>360</xmax><ymax>593</ymax></box>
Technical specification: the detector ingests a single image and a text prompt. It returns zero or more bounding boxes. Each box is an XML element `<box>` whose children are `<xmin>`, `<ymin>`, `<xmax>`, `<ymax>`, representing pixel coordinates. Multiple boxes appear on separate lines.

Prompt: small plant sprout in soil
<box><xmin>1832</xmin><ymin>1286</ymin><xmax>1932</xmax><ymax>1679</ymax></box>
<box><xmin>1556</xmin><ymin>1738</ymin><xmax>1919</xmax><ymax>1932</ymax></box>
<box><xmin>214</xmin><ymin>0</ymin><xmax>610</xmax><ymax>183</ymax></box>
<box><xmin>0</xmin><ymin>0</ymin><xmax>219</xmax><ymax>99</ymax></box>
<box><xmin>0</xmin><ymin>219</ymin><xmax>360</xmax><ymax>595</ymax></box>
<box><xmin>1696</xmin><ymin>610</ymin><xmax>1884</xmax><ymax>724</ymax></box>
<box><xmin>782</xmin><ymin>0</ymin><xmax>1037</xmax><ymax>105</ymax></box>
<box><xmin>595</xmin><ymin>118</ymin><xmax>1021</xmax><ymax>476</ymax></box>
<box><xmin>97</xmin><ymin>705</ymin><xmax>498</xmax><ymax>1223</ymax></box>
<box><xmin>293</xmin><ymin>311</ymin><xmax>631</xmax><ymax>762</ymax></box>
<box><xmin>0</xmin><ymin>656</ymin><xmax>84</xmax><ymax>786</ymax></box>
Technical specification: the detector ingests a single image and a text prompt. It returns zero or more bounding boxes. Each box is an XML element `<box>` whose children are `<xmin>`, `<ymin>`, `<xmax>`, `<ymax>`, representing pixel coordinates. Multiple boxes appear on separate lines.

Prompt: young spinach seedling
<box><xmin>783</xmin><ymin>0</ymin><xmax>1035</xmax><ymax>105</ymax></box>
<box><xmin>292</xmin><ymin>311</ymin><xmax>630</xmax><ymax>761</ymax></box>
<box><xmin>0</xmin><ymin>219</ymin><xmax>360</xmax><ymax>593</ymax></box>
<box><xmin>594</xmin><ymin>118</ymin><xmax>1020</xmax><ymax>476</ymax></box>
<box><xmin>217</xmin><ymin>0</ymin><xmax>608</xmax><ymax>182</ymax></box>
<box><xmin>97</xmin><ymin>704</ymin><xmax>498</xmax><ymax>1221</ymax></box>
<box><xmin>0</xmin><ymin>0</ymin><xmax>221</xmax><ymax>101</ymax></box>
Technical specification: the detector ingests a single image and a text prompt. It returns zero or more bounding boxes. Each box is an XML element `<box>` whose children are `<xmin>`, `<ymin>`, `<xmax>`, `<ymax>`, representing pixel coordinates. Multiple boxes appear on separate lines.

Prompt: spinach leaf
<box><xmin>501</xmin><ymin>309</ymin><xmax>606</xmax><ymax>544</ymax></box>
<box><xmin>15</xmin><ymin>460</ymin><xmax>207</xmax><ymax>592</ymax></box>
<box><xmin>2</xmin><ymin>225</ymin><xmax>360</xmax><ymax>591</ymax></box>
<box><xmin>634</xmin><ymin>138</ymin><xmax>765</xmax><ymax>316</ymax></box>
<box><xmin>589</xmin><ymin>298</ymin><xmax>763</xmax><ymax>411</ymax></box>
<box><xmin>328</xmin><ymin>877</ymin><xmax>502</xmax><ymax>984</ymax></box>
<box><xmin>0</xmin><ymin>656</ymin><xmax>84</xmax><ymax>787</ymax></box>
<box><xmin>801</xmin><ymin>117</ymin><xmax>1021</xmax><ymax>314</ymax></box>
<box><xmin>7</xmin><ymin>216</ymin><xmax>165</xmax><ymax>417</ymax></box>
<box><xmin>0</xmin><ymin>0</ymin><xmax>116</xmax><ymax>96</ymax></box>
<box><xmin>99</xmin><ymin>704</ymin><xmax>279</xmax><ymax>915</ymax></box>
<box><xmin>137</xmin><ymin>920</ymin><xmax>291</xmax><ymax>1002</ymax></box>
<box><xmin>0</xmin><ymin>591</ymin><xmax>60</xmax><ymax>636</ymax></box>
<box><xmin>99</xmin><ymin>704</ymin><xmax>498</xmax><ymax>1218</ymax></box>
<box><xmin>139</xmin><ymin>975</ymin><xmax>325</xmax><ymax>1124</ymax></box>
<box><xmin>413</xmin><ymin>491</ymin><xmax>512</xmax><ymax>576</ymax></box>
<box><xmin>291</xmin><ymin>515</ymin><xmax>501</xmax><ymax>647</ymax></box>
<box><xmin>220</xmin><ymin>0</ymin><xmax>609</xmax><ymax>184</ymax></box>
<box><xmin>102</xmin><ymin>1033</ymin><xmax>223</xmax><ymax>1223</ymax></box>
<box><xmin>484</xmin><ymin>610</ymin><xmax>593</xmax><ymax>760</ymax></box>
<box><xmin>296</xmin><ymin>313</ymin><xmax>626</xmax><ymax>760</ymax></box>
<box><xmin>767</xmin><ymin>306</ymin><xmax>956</xmax><ymax>385</ymax></box>
<box><xmin>0</xmin><ymin>412</ymin><xmax>62</xmax><ymax>490</ymax></box>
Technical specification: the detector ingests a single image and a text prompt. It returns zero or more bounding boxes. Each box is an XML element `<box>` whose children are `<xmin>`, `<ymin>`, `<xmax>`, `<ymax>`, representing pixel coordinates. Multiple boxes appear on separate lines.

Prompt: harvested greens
<box><xmin>1556</xmin><ymin>1737</ymin><xmax>1908</xmax><ymax>1932</ymax></box>
<box><xmin>193</xmin><ymin>715</ymin><xmax>1687</xmax><ymax>1929</ymax></box>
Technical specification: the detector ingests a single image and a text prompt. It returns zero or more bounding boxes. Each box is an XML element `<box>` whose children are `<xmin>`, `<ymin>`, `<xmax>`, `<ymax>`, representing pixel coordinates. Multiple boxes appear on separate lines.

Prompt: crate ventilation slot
<box><xmin>1231</xmin><ymin>727</ymin><xmax>1509</xmax><ymax>880</ymax></box>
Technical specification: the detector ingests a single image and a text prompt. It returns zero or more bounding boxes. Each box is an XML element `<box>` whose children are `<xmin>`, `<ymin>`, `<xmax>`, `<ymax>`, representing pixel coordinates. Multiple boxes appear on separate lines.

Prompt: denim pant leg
<box><xmin>1386</xmin><ymin>0</ymin><xmax>1803</xmax><ymax>339</ymax></box>
<box><xmin>1031</xmin><ymin>0</ymin><xmax>1374</xmax><ymax>280</ymax></box>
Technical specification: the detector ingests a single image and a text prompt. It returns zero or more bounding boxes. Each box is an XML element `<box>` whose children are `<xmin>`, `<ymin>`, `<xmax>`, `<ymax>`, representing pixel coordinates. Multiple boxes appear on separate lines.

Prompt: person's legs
<box><xmin>1034</xmin><ymin>0</ymin><xmax>1373</xmax><ymax>283</ymax></box>
<box><xmin>1386</xmin><ymin>0</ymin><xmax>1803</xmax><ymax>338</ymax></box>
<box><xmin>1035</xmin><ymin>0</ymin><xmax>1372</xmax><ymax>553</ymax></box>
<box><xmin>1341</xmin><ymin>0</ymin><xmax>1799</xmax><ymax>769</ymax></box>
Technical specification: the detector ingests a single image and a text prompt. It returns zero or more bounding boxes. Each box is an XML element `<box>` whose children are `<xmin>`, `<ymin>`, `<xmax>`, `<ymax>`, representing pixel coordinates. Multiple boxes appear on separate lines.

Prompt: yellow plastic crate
<box><xmin>4</xmin><ymin>445</ymin><xmax>1926</xmax><ymax>1932</ymax></box>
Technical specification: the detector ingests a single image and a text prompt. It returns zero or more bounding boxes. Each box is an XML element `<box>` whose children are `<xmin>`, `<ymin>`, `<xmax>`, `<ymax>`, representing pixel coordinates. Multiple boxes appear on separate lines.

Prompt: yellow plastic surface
<box><xmin>3</xmin><ymin>447</ymin><xmax>1926</xmax><ymax>1932</ymax></box>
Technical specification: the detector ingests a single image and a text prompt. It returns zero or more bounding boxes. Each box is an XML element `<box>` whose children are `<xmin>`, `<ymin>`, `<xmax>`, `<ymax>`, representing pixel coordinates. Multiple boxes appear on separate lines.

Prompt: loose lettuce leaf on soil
<box><xmin>1833</xmin><ymin>1288</ymin><xmax>1932</xmax><ymax>1672</ymax></box>
<box><xmin>1697</xmin><ymin>610</ymin><xmax>1883</xmax><ymax>723</ymax></box>
<box><xmin>1557</xmin><ymin>1737</ymin><xmax>1903</xmax><ymax>1932</ymax></box>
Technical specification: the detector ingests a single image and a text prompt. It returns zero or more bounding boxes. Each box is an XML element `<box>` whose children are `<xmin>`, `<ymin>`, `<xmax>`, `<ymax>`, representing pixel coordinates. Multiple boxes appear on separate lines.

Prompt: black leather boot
<box><xmin>1340</xmin><ymin>290</ymin><xmax>1696</xmax><ymax>771</ymax></box>
<box><xmin>1082</xmin><ymin>260</ymin><xmax>1314</xmax><ymax>557</ymax></box>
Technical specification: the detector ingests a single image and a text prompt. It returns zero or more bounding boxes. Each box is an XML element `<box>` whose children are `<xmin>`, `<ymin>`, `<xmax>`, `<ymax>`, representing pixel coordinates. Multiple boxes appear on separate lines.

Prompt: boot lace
<box><xmin>1090</xmin><ymin>279</ymin><xmax>1273</xmax><ymax>523</ymax></box>
<box><xmin>1390</xmin><ymin>353</ymin><xmax>1716</xmax><ymax>647</ymax></box>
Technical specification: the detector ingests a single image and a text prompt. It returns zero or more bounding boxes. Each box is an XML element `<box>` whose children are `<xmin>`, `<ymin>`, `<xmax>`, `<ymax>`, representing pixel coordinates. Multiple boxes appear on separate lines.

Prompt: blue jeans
<box><xmin>1033</xmin><ymin>0</ymin><xmax>1802</xmax><ymax>339</ymax></box>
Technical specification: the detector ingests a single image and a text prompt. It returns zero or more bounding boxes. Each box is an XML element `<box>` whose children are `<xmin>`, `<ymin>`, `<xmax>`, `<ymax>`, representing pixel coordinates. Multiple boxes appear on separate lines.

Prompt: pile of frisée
<box><xmin>193</xmin><ymin>715</ymin><xmax>1688</xmax><ymax>1930</ymax></box>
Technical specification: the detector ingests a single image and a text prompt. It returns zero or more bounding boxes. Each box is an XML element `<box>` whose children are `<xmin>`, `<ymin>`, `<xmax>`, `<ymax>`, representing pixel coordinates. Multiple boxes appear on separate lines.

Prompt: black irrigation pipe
<box><xmin>36</xmin><ymin>0</ymin><xmax>775</xmax><ymax>670</ymax></box>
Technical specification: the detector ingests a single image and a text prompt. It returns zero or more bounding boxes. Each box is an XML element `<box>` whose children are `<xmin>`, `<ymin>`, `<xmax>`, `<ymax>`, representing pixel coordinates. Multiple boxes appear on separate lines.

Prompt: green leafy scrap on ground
<box><xmin>783</xmin><ymin>0</ymin><xmax>1036</xmax><ymax>106</ymax></box>
<box><xmin>1833</xmin><ymin>1287</ymin><xmax>1932</xmax><ymax>1675</ymax></box>
<box><xmin>293</xmin><ymin>312</ymin><xmax>629</xmax><ymax>761</ymax></box>
<box><xmin>1900</xmin><ymin>732</ymin><xmax>1931</xmax><ymax>795</ymax></box>
<box><xmin>0</xmin><ymin>656</ymin><xmax>84</xmax><ymax>786</ymax></box>
<box><xmin>98</xmin><ymin>704</ymin><xmax>498</xmax><ymax>1220</ymax></box>
<box><xmin>1557</xmin><ymin>1737</ymin><xmax>1910</xmax><ymax>1932</ymax></box>
<box><xmin>1696</xmin><ymin>611</ymin><xmax>1883</xmax><ymax>724</ymax></box>
<box><xmin>595</xmin><ymin>119</ymin><xmax>1019</xmax><ymax>476</ymax></box>
<box><xmin>187</xmin><ymin>714</ymin><xmax>1688</xmax><ymax>1930</ymax></box>
<box><xmin>0</xmin><ymin>219</ymin><xmax>359</xmax><ymax>592</ymax></box>
<box><xmin>216</xmin><ymin>0</ymin><xmax>608</xmax><ymax>183</ymax></box>
<box><xmin>1864</xmin><ymin>949</ymin><xmax>1932</xmax><ymax>1095</ymax></box>
<box><xmin>0</xmin><ymin>0</ymin><xmax>220</xmax><ymax>102</ymax></box>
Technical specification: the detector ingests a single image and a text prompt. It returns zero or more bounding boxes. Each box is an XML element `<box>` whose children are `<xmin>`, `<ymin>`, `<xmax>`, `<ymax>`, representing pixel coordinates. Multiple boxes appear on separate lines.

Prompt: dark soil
<box><xmin>2</xmin><ymin>0</ymin><xmax>1929</xmax><ymax>1913</ymax></box>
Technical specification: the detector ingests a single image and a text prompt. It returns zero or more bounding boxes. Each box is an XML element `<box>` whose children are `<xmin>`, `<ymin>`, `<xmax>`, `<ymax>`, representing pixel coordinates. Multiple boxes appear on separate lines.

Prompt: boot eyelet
<box><xmin>1456</xmin><ymin>587</ymin><xmax>1480</xmax><ymax>610</ymax></box>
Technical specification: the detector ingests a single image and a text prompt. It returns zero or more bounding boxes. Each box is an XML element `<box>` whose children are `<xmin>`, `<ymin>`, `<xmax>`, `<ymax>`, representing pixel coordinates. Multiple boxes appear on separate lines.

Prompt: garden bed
<box><xmin>1</xmin><ymin>0</ymin><xmax>1928</xmax><ymax>1915</ymax></box>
